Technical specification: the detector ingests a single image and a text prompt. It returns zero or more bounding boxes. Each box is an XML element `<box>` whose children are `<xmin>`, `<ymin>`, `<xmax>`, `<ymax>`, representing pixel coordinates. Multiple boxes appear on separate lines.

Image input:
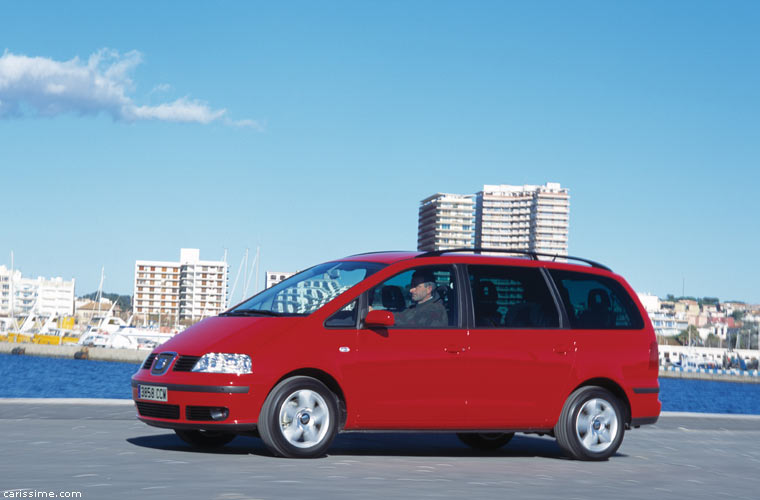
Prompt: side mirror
<box><xmin>364</xmin><ymin>309</ymin><xmax>395</xmax><ymax>328</ymax></box>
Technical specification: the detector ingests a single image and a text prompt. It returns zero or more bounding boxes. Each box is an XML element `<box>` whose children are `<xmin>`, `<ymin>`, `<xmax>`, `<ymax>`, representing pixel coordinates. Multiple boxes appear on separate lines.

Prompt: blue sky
<box><xmin>1</xmin><ymin>1</ymin><xmax>758</xmax><ymax>303</ymax></box>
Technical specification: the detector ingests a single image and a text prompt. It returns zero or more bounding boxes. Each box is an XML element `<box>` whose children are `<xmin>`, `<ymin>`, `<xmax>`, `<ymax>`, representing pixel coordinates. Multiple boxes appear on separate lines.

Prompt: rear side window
<box><xmin>468</xmin><ymin>265</ymin><xmax>559</xmax><ymax>328</ymax></box>
<box><xmin>549</xmin><ymin>270</ymin><xmax>644</xmax><ymax>330</ymax></box>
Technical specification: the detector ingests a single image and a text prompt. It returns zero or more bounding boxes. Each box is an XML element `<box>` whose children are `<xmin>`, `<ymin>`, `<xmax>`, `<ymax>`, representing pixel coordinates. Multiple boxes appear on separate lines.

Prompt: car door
<box><xmin>464</xmin><ymin>264</ymin><xmax>576</xmax><ymax>429</ymax></box>
<box><xmin>351</xmin><ymin>265</ymin><xmax>469</xmax><ymax>428</ymax></box>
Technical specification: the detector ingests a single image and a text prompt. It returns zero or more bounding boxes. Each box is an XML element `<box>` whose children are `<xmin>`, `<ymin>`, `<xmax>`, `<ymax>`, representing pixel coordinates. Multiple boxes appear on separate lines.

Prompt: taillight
<box><xmin>649</xmin><ymin>341</ymin><xmax>659</xmax><ymax>371</ymax></box>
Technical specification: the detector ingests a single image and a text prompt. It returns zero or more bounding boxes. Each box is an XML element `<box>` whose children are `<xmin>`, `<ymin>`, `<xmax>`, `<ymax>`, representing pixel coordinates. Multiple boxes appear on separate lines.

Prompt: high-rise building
<box><xmin>476</xmin><ymin>183</ymin><xmax>569</xmax><ymax>255</ymax></box>
<box><xmin>0</xmin><ymin>266</ymin><xmax>75</xmax><ymax>317</ymax></box>
<box><xmin>417</xmin><ymin>193</ymin><xmax>476</xmax><ymax>251</ymax></box>
<box><xmin>416</xmin><ymin>182</ymin><xmax>569</xmax><ymax>255</ymax></box>
<box><xmin>133</xmin><ymin>248</ymin><xmax>228</xmax><ymax>325</ymax></box>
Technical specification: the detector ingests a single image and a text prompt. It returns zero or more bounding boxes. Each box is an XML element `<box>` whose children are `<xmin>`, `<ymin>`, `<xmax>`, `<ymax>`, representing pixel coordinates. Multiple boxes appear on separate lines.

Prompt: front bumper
<box><xmin>131</xmin><ymin>375</ymin><xmax>264</xmax><ymax>431</ymax></box>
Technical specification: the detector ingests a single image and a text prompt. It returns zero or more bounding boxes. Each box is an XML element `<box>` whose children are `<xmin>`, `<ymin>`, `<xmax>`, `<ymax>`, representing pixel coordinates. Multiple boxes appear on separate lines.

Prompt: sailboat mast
<box><xmin>9</xmin><ymin>251</ymin><xmax>15</xmax><ymax>332</ymax></box>
<box><xmin>96</xmin><ymin>267</ymin><xmax>105</xmax><ymax>329</ymax></box>
<box><xmin>228</xmin><ymin>248</ymin><xmax>247</xmax><ymax>306</ymax></box>
<box><xmin>244</xmin><ymin>249</ymin><xmax>257</xmax><ymax>299</ymax></box>
<box><xmin>255</xmin><ymin>246</ymin><xmax>260</xmax><ymax>294</ymax></box>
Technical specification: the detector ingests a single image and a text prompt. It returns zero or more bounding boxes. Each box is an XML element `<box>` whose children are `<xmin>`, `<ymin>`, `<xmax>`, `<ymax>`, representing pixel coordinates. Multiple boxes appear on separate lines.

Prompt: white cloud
<box><xmin>226</xmin><ymin>118</ymin><xmax>264</xmax><ymax>130</ymax></box>
<box><xmin>0</xmin><ymin>49</ymin><xmax>256</xmax><ymax>127</ymax></box>
<box><xmin>129</xmin><ymin>97</ymin><xmax>226</xmax><ymax>124</ymax></box>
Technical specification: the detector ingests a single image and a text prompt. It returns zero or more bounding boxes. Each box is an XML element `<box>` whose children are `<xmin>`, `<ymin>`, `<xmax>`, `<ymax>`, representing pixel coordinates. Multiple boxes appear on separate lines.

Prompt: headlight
<box><xmin>191</xmin><ymin>353</ymin><xmax>252</xmax><ymax>375</ymax></box>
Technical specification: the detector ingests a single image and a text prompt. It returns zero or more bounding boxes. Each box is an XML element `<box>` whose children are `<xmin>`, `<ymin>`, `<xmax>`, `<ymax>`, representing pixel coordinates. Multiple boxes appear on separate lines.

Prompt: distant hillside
<box><xmin>80</xmin><ymin>292</ymin><xmax>132</xmax><ymax>311</ymax></box>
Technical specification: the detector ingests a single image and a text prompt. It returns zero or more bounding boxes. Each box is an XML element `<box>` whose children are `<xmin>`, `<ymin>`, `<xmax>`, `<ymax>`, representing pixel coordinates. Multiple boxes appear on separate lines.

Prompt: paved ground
<box><xmin>1</xmin><ymin>399</ymin><xmax>759</xmax><ymax>500</ymax></box>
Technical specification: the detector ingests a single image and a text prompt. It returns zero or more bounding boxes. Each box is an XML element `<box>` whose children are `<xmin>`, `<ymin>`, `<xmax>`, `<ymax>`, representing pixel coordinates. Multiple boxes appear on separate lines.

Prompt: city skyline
<box><xmin>2</xmin><ymin>1</ymin><xmax>759</xmax><ymax>303</ymax></box>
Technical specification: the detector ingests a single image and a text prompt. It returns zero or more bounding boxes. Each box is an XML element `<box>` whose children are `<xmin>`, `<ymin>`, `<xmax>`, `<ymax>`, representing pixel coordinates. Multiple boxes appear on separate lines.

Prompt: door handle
<box><xmin>444</xmin><ymin>345</ymin><xmax>465</xmax><ymax>354</ymax></box>
<box><xmin>553</xmin><ymin>342</ymin><xmax>575</xmax><ymax>355</ymax></box>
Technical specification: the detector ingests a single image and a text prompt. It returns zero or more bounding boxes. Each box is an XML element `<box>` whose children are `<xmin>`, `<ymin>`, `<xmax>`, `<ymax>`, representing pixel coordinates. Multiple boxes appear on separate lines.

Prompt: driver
<box><xmin>394</xmin><ymin>270</ymin><xmax>448</xmax><ymax>328</ymax></box>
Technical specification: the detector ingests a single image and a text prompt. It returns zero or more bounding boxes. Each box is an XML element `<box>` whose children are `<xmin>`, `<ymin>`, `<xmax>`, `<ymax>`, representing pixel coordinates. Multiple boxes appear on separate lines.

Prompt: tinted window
<box><xmin>468</xmin><ymin>265</ymin><xmax>559</xmax><ymax>328</ymax></box>
<box><xmin>549</xmin><ymin>270</ymin><xmax>644</xmax><ymax>330</ymax></box>
<box><xmin>325</xmin><ymin>299</ymin><xmax>359</xmax><ymax>328</ymax></box>
<box><xmin>368</xmin><ymin>266</ymin><xmax>457</xmax><ymax>328</ymax></box>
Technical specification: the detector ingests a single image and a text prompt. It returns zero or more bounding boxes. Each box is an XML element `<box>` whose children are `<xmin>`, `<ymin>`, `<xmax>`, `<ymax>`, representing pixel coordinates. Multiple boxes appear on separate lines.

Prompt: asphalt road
<box><xmin>1</xmin><ymin>399</ymin><xmax>759</xmax><ymax>500</ymax></box>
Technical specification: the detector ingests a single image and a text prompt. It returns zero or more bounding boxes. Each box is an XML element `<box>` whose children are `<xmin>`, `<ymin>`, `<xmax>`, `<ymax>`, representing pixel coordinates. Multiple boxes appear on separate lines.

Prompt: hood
<box><xmin>156</xmin><ymin>316</ymin><xmax>304</xmax><ymax>355</ymax></box>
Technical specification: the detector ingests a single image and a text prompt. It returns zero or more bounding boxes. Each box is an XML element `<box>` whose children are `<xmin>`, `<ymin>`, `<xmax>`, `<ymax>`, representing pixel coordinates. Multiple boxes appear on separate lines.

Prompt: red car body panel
<box><xmin>465</xmin><ymin>327</ymin><xmax>576</xmax><ymax>429</ymax></box>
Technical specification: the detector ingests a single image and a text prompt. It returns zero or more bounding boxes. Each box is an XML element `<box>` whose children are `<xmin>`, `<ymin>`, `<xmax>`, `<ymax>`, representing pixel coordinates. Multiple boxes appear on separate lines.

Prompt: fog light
<box><xmin>210</xmin><ymin>407</ymin><xmax>229</xmax><ymax>421</ymax></box>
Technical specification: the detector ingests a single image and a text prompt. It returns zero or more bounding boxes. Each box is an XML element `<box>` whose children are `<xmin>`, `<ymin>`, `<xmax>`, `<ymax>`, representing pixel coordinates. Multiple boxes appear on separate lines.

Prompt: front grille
<box><xmin>136</xmin><ymin>401</ymin><xmax>180</xmax><ymax>419</ymax></box>
<box><xmin>141</xmin><ymin>353</ymin><xmax>157</xmax><ymax>370</ymax></box>
<box><xmin>151</xmin><ymin>353</ymin><xmax>177</xmax><ymax>376</ymax></box>
<box><xmin>186</xmin><ymin>406</ymin><xmax>228</xmax><ymax>421</ymax></box>
<box><xmin>173</xmin><ymin>355</ymin><xmax>201</xmax><ymax>372</ymax></box>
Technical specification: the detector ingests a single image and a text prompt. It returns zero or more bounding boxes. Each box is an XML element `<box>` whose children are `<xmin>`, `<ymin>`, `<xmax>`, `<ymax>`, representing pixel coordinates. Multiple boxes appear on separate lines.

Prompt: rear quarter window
<box><xmin>549</xmin><ymin>270</ymin><xmax>644</xmax><ymax>330</ymax></box>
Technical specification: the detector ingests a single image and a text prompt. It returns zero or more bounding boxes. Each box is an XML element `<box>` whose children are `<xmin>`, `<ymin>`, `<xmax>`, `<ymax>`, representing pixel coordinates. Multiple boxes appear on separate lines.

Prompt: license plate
<box><xmin>139</xmin><ymin>385</ymin><xmax>168</xmax><ymax>402</ymax></box>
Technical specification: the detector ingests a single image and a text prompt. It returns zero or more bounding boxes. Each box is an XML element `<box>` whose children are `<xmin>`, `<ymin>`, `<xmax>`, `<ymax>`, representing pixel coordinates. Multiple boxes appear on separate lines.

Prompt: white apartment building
<box><xmin>133</xmin><ymin>249</ymin><xmax>228</xmax><ymax>325</ymax></box>
<box><xmin>417</xmin><ymin>193</ymin><xmax>476</xmax><ymax>251</ymax></box>
<box><xmin>266</xmin><ymin>271</ymin><xmax>296</xmax><ymax>289</ymax></box>
<box><xmin>476</xmin><ymin>183</ymin><xmax>569</xmax><ymax>256</ymax></box>
<box><xmin>36</xmin><ymin>277</ymin><xmax>76</xmax><ymax>316</ymax></box>
<box><xmin>0</xmin><ymin>265</ymin><xmax>75</xmax><ymax>317</ymax></box>
<box><xmin>417</xmin><ymin>183</ymin><xmax>569</xmax><ymax>255</ymax></box>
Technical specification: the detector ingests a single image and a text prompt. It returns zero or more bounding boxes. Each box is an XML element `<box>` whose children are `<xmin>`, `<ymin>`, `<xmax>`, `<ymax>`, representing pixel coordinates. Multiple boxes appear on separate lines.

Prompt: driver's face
<box><xmin>410</xmin><ymin>282</ymin><xmax>431</xmax><ymax>303</ymax></box>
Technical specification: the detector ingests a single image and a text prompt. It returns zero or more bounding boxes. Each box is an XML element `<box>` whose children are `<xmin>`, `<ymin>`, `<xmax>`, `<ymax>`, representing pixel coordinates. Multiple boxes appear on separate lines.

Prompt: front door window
<box><xmin>368</xmin><ymin>265</ymin><xmax>458</xmax><ymax>328</ymax></box>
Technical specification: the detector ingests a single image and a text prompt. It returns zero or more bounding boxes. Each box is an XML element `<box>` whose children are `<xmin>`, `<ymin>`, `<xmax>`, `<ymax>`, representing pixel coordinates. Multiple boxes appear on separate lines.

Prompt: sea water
<box><xmin>1</xmin><ymin>354</ymin><xmax>760</xmax><ymax>414</ymax></box>
<box><xmin>0</xmin><ymin>354</ymin><xmax>140</xmax><ymax>399</ymax></box>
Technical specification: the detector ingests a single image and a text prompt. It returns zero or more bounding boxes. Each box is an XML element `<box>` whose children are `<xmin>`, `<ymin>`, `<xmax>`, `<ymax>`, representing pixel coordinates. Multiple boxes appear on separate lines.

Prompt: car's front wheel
<box><xmin>554</xmin><ymin>386</ymin><xmax>625</xmax><ymax>461</ymax></box>
<box><xmin>174</xmin><ymin>429</ymin><xmax>236</xmax><ymax>449</ymax></box>
<box><xmin>457</xmin><ymin>432</ymin><xmax>514</xmax><ymax>450</ymax></box>
<box><xmin>258</xmin><ymin>376</ymin><xmax>339</xmax><ymax>458</ymax></box>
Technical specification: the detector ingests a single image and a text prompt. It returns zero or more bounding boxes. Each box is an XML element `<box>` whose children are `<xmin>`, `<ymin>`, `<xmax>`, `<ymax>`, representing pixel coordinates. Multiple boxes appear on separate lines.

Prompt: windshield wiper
<box><xmin>220</xmin><ymin>309</ymin><xmax>283</xmax><ymax>317</ymax></box>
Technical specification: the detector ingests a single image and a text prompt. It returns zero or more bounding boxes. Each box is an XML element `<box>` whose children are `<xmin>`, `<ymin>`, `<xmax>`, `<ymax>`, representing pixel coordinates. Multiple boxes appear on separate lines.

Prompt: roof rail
<box><xmin>415</xmin><ymin>248</ymin><xmax>611</xmax><ymax>272</ymax></box>
<box><xmin>346</xmin><ymin>250</ymin><xmax>410</xmax><ymax>257</ymax></box>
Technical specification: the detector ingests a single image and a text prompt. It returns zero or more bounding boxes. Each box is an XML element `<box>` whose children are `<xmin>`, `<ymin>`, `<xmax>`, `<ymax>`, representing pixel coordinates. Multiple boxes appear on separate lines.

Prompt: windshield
<box><xmin>224</xmin><ymin>260</ymin><xmax>386</xmax><ymax>317</ymax></box>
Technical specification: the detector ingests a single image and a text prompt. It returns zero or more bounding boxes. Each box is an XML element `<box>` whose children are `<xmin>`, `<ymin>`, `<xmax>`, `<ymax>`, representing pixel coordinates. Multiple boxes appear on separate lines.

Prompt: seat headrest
<box><xmin>381</xmin><ymin>285</ymin><xmax>405</xmax><ymax>310</ymax></box>
<box><xmin>588</xmin><ymin>288</ymin><xmax>610</xmax><ymax>310</ymax></box>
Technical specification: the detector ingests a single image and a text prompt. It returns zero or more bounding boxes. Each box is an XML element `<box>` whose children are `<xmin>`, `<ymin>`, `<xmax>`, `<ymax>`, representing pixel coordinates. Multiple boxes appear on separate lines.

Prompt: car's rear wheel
<box><xmin>258</xmin><ymin>376</ymin><xmax>339</xmax><ymax>458</ymax></box>
<box><xmin>457</xmin><ymin>432</ymin><xmax>514</xmax><ymax>450</ymax></box>
<box><xmin>554</xmin><ymin>386</ymin><xmax>625</xmax><ymax>461</ymax></box>
<box><xmin>174</xmin><ymin>429</ymin><xmax>236</xmax><ymax>448</ymax></box>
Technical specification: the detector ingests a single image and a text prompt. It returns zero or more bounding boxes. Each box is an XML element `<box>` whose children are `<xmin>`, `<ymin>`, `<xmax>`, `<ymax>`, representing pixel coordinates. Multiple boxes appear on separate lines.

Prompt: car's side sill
<box><xmin>340</xmin><ymin>428</ymin><xmax>553</xmax><ymax>434</ymax></box>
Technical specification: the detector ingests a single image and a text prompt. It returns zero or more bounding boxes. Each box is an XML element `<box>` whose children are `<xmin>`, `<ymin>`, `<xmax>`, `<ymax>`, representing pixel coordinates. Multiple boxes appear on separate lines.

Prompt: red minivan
<box><xmin>132</xmin><ymin>249</ymin><xmax>660</xmax><ymax>460</ymax></box>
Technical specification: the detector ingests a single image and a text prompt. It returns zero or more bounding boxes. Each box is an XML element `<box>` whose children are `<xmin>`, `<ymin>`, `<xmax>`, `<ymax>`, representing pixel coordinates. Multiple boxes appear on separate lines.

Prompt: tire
<box><xmin>554</xmin><ymin>386</ymin><xmax>625</xmax><ymax>461</ymax></box>
<box><xmin>457</xmin><ymin>432</ymin><xmax>514</xmax><ymax>450</ymax></box>
<box><xmin>174</xmin><ymin>429</ymin><xmax>236</xmax><ymax>448</ymax></box>
<box><xmin>258</xmin><ymin>376</ymin><xmax>339</xmax><ymax>458</ymax></box>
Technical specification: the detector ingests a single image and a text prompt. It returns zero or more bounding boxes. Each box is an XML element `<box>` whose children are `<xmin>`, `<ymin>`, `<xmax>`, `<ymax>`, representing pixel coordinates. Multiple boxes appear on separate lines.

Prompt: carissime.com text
<box><xmin>3</xmin><ymin>491</ymin><xmax>82</xmax><ymax>498</ymax></box>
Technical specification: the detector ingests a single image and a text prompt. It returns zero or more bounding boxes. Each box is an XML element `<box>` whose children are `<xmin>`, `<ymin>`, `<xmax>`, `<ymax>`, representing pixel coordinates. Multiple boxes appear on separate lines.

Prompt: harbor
<box><xmin>0</xmin><ymin>342</ymin><xmax>145</xmax><ymax>364</ymax></box>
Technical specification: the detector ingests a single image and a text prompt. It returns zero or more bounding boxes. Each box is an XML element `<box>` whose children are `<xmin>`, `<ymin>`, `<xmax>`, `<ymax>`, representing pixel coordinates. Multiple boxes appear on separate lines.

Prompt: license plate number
<box><xmin>139</xmin><ymin>385</ymin><xmax>168</xmax><ymax>402</ymax></box>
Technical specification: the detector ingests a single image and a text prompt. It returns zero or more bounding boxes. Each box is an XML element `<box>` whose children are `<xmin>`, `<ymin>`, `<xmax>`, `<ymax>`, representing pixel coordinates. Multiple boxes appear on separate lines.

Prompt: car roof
<box><xmin>338</xmin><ymin>250</ymin><xmax>613</xmax><ymax>274</ymax></box>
